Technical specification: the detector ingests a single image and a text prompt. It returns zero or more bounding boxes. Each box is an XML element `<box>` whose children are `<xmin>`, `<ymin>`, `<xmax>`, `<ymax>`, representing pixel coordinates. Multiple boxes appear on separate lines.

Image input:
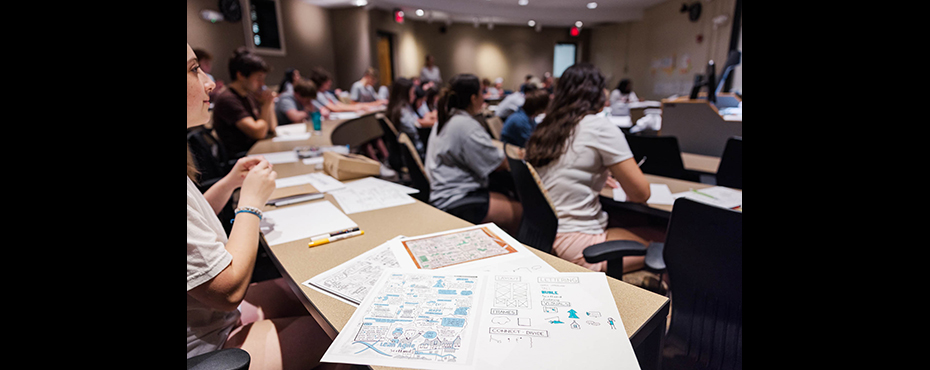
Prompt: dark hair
<box><xmin>525</xmin><ymin>63</ymin><xmax>607</xmax><ymax>168</ymax></box>
<box><xmin>192</xmin><ymin>48</ymin><xmax>212</xmax><ymax>62</ymax></box>
<box><xmin>278</xmin><ymin>68</ymin><xmax>298</xmax><ymax>93</ymax></box>
<box><xmin>615</xmin><ymin>78</ymin><xmax>632</xmax><ymax>94</ymax></box>
<box><xmin>521</xmin><ymin>89</ymin><xmax>550</xmax><ymax>116</ymax></box>
<box><xmin>228</xmin><ymin>47</ymin><xmax>269</xmax><ymax>81</ymax></box>
<box><xmin>307</xmin><ymin>67</ymin><xmax>332</xmax><ymax>89</ymax></box>
<box><xmin>292</xmin><ymin>78</ymin><xmax>318</xmax><ymax>99</ymax></box>
<box><xmin>436</xmin><ymin>74</ymin><xmax>481</xmax><ymax>133</ymax></box>
<box><xmin>388</xmin><ymin>78</ymin><xmax>415</xmax><ymax>126</ymax></box>
<box><xmin>425</xmin><ymin>86</ymin><xmax>440</xmax><ymax>111</ymax></box>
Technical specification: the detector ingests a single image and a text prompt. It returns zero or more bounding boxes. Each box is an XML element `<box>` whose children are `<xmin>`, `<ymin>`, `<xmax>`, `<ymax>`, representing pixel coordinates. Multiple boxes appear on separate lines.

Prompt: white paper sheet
<box><xmin>612</xmin><ymin>183</ymin><xmax>675</xmax><ymax>205</ymax></box>
<box><xmin>303</xmin><ymin>236</ymin><xmax>406</xmax><ymax>306</ymax></box>
<box><xmin>259</xmin><ymin>201</ymin><xmax>357</xmax><ymax>246</ymax></box>
<box><xmin>273</xmin><ymin>172</ymin><xmax>344</xmax><ymax>192</ymax></box>
<box><xmin>328</xmin><ymin>112</ymin><xmax>360</xmax><ymax>120</ymax></box>
<box><xmin>387</xmin><ymin>223</ymin><xmax>557</xmax><ymax>275</ymax></box>
<box><xmin>250</xmin><ymin>150</ymin><xmax>299</xmax><ymax>164</ymax></box>
<box><xmin>329</xmin><ymin>179</ymin><xmax>416</xmax><ymax>214</ymax></box>
<box><xmin>274</xmin><ymin>123</ymin><xmax>308</xmax><ymax>136</ymax></box>
<box><xmin>320</xmin><ymin>269</ymin><xmax>639</xmax><ymax>370</ymax></box>
<box><xmin>672</xmin><ymin>186</ymin><xmax>742</xmax><ymax>209</ymax></box>
<box><xmin>347</xmin><ymin>177</ymin><xmax>419</xmax><ymax>194</ymax></box>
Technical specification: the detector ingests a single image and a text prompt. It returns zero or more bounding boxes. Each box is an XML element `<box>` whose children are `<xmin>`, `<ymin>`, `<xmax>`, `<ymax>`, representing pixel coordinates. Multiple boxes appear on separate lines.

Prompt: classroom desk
<box><xmin>681</xmin><ymin>152</ymin><xmax>721</xmax><ymax>174</ymax></box>
<box><xmin>247</xmin><ymin>135</ymin><xmax>671</xmax><ymax>370</ymax></box>
<box><xmin>599</xmin><ymin>173</ymin><xmax>740</xmax><ymax>221</ymax></box>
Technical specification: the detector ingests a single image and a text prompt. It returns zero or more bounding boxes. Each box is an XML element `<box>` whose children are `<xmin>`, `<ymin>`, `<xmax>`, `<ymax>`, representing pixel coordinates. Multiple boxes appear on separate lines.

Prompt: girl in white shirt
<box><xmin>187</xmin><ymin>43</ymin><xmax>333</xmax><ymax>369</ymax></box>
<box><xmin>526</xmin><ymin>64</ymin><xmax>659</xmax><ymax>274</ymax></box>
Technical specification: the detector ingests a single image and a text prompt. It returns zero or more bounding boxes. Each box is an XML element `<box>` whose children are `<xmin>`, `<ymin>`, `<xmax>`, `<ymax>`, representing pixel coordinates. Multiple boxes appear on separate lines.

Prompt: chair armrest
<box><xmin>583</xmin><ymin>240</ymin><xmax>648</xmax><ymax>264</ymax></box>
<box><xmin>187</xmin><ymin>348</ymin><xmax>251</xmax><ymax>370</ymax></box>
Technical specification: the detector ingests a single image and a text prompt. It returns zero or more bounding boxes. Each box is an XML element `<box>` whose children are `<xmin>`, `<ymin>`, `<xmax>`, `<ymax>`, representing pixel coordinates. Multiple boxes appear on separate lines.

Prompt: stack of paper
<box><xmin>613</xmin><ymin>183</ymin><xmax>675</xmax><ymax>205</ymax></box>
<box><xmin>673</xmin><ymin>186</ymin><xmax>742</xmax><ymax>210</ymax></box>
<box><xmin>259</xmin><ymin>201</ymin><xmax>357</xmax><ymax>246</ymax></box>
<box><xmin>329</xmin><ymin>177</ymin><xmax>417</xmax><ymax>214</ymax></box>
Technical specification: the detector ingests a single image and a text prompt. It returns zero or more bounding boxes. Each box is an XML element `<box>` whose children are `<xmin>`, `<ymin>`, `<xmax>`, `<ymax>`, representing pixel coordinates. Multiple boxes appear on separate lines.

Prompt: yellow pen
<box><xmin>309</xmin><ymin>230</ymin><xmax>364</xmax><ymax>248</ymax></box>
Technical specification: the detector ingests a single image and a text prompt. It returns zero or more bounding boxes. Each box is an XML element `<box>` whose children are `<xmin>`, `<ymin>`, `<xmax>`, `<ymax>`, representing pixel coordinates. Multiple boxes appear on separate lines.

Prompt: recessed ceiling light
<box><xmin>519</xmin><ymin>0</ymin><xmax>528</xmax><ymax>6</ymax></box>
<box><xmin>575</xmin><ymin>21</ymin><xmax>583</xmax><ymax>28</ymax></box>
<box><xmin>416</xmin><ymin>9</ymin><xmax>424</xmax><ymax>16</ymax></box>
<box><xmin>587</xmin><ymin>2</ymin><xmax>597</xmax><ymax>9</ymax></box>
<box><xmin>354</xmin><ymin>0</ymin><xmax>367</xmax><ymax>6</ymax></box>
<box><xmin>528</xmin><ymin>20</ymin><xmax>536</xmax><ymax>27</ymax></box>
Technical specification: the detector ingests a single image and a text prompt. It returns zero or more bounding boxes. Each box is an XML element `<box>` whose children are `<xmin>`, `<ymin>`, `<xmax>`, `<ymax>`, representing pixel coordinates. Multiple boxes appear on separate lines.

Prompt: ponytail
<box><xmin>435</xmin><ymin>74</ymin><xmax>481</xmax><ymax>134</ymax></box>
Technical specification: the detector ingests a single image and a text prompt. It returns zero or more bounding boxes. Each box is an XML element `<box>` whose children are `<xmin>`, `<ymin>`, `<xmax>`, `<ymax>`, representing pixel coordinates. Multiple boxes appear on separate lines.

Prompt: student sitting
<box><xmin>350</xmin><ymin>67</ymin><xmax>387</xmax><ymax>104</ymax></box>
<box><xmin>307</xmin><ymin>67</ymin><xmax>381</xmax><ymax>118</ymax></box>
<box><xmin>425</xmin><ymin>74</ymin><xmax>522</xmax><ymax>234</ymax></box>
<box><xmin>187</xmin><ymin>44</ymin><xmax>334</xmax><ymax>370</ymax></box>
<box><xmin>526</xmin><ymin>63</ymin><xmax>661</xmax><ymax>273</ymax></box>
<box><xmin>387</xmin><ymin>78</ymin><xmax>433</xmax><ymax>159</ymax></box>
<box><xmin>211</xmin><ymin>47</ymin><xmax>277</xmax><ymax>159</ymax></box>
<box><xmin>499</xmin><ymin>89</ymin><xmax>550</xmax><ymax>148</ymax></box>
<box><xmin>274</xmin><ymin>78</ymin><xmax>318</xmax><ymax>126</ymax></box>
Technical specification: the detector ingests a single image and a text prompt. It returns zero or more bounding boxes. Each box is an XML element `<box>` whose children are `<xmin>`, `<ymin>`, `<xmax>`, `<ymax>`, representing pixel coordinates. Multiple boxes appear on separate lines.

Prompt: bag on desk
<box><xmin>323</xmin><ymin>151</ymin><xmax>381</xmax><ymax>180</ymax></box>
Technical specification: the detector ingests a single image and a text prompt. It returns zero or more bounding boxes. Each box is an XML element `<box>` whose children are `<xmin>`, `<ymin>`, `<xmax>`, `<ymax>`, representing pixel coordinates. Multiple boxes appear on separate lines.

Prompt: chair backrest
<box><xmin>330</xmin><ymin>113</ymin><xmax>384</xmax><ymax>151</ymax></box>
<box><xmin>187</xmin><ymin>126</ymin><xmax>232</xmax><ymax>190</ymax></box>
<box><xmin>505</xmin><ymin>145</ymin><xmax>558</xmax><ymax>254</ymax></box>
<box><xmin>486</xmin><ymin>115</ymin><xmax>503</xmax><ymax>140</ymax></box>
<box><xmin>663</xmin><ymin>197</ymin><xmax>742</xmax><ymax>370</ymax></box>
<box><xmin>376</xmin><ymin>113</ymin><xmax>405</xmax><ymax>172</ymax></box>
<box><xmin>715</xmin><ymin>136</ymin><xmax>742</xmax><ymax>189</ymax></box>
<box><xmin>397</xmin><ymin>133</ymin><xmax>430</xmax><ymax>203</ymax></box>
<box><xmin>625</xmin><ymin>134</ymin><xmax>698</xmax><ymax>182</ymax></box>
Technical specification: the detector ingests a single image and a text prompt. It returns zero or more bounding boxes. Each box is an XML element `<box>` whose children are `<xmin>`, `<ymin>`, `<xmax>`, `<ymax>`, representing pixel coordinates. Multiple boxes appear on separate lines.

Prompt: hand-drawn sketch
<box><xmin>304</xmin><ymin>238</ymin><xmax>403</xmax><ymax>305</ymax></box>
<box><xmin>401</xmin><ymin>226</ymin><xmax>519</xmax><ymax>269</ymax></box>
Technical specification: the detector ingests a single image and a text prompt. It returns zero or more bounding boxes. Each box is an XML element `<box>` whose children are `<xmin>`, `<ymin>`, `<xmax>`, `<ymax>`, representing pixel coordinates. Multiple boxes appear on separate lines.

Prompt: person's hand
<box><xmin>238</xmin><ymin>158</ymin><xmax>277</xmax><ymax>209</ymax></box>
<box><xmin>225</xmin><ymin>156</ymin><xmax>263</xmax><ymax>189</ymax></box>
<box><xmin>256</xmin><ymin>88</ymin><xmax>276</xmax><ymax>106</ymax></box>
<box><xmin>605</xmin><ymin>173</ymin><xmax>620</xmax><ymax>189</ymax></box>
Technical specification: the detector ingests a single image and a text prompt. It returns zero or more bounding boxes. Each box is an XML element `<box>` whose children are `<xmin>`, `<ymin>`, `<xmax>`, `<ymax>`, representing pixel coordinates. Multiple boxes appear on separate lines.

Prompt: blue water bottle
<box><xmin>311</xmin><ymin>111</ymin><xmax>322</xmax><ymax>135</ymax></box>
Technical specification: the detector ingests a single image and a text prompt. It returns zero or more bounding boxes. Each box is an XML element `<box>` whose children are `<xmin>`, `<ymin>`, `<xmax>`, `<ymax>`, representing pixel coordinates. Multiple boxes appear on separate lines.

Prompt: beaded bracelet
<box><xmin>232</xmin><ymin>206</ymin><xmax>263</xmax><ymax>223</ymax></box>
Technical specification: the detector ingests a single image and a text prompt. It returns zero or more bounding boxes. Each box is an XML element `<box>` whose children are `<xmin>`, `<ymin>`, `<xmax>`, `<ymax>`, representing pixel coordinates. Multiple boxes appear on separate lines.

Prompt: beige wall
<box><xmin>187</xmin><ymin>0</ymin><xmax>738</xmax><ymax>100</ymax></box>
<box><xmin>187</xmin><ymin>0</ymin><xmax>336</xmax><ymax>91</ymax></box>
<box><xmin>367</xmin><ymin>8</ymin><xmax>589</xmax><ymax>93</ymax></box>
<box><xmin>591</xmin><ymin>0</ymin><xmax>738</xmax><ymax>100</ymax></box>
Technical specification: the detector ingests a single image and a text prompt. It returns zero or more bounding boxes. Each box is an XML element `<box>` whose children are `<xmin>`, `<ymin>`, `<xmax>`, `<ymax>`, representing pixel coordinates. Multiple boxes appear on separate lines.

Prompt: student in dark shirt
<box><xmin>500</xmin><ymin>89</ymin><xmax>550</xmax><ymax>148</ymax></box>
<box><xmin>212</xmin><ymin>47</ymin><xmax>277</xmax><ymax>158</ymax></box>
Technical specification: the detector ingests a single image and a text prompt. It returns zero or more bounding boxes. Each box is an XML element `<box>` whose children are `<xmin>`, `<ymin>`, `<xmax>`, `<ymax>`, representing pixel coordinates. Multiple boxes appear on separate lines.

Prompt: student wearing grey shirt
<box><xmin>425</xmin><ymin>74</ymin><xmax>521</xmax><ymax>233</ymax></box>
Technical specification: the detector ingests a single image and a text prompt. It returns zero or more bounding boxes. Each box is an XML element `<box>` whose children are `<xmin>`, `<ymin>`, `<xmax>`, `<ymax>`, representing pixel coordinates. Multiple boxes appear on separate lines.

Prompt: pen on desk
<box><xmin>309</xmin><ymin>230</ymin><xmax>364</xmax><ymax>248</ymax></box>
<box><xmin>690</xmin><ymin>188</ymin><xmax>718</xmax><ymax>200</ymax></box>
<box><xmin>310</xmin><ymin>227</ymin><xmax>360</xmax><ymax>241</ymax></box>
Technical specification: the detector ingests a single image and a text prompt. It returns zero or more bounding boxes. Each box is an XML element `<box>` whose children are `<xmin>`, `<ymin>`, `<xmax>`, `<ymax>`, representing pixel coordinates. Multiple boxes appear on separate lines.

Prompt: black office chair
<box><xmin>187</xmin><ymin>348</ymin><xmax>250</xmax><ymax>370</ymax></box>
<box><xmin>625</xmin><ymin>134</ymin><xmax>702</xmax><ymax>182</ymax></box>
<box><xmin>660</xmin><ymin>197</ymin><xmax>742</xmax><ymax>370</ymax></box>
<box><xmin>397</xmin><ymin>133</ymin><xmax>431</xmax><ymax>203</ymax></box>
<box><xmin>187</xmin><ymin>126</ymin><xmax>236</xmax><ymax>192</ymax></box>
<box><xmin>715</xmin><ymin>136</ymin><xmax>742</xmax><ymax>189</ymax></box>
<box><xmin>376</xmin><ymin>113</ymin><xmax>406</xmax><ymax>174</ymax></box>
<box><xmin>330</xmin><ymin>113</ymin><xmax>384</xmax><ymax>153</ymax></box>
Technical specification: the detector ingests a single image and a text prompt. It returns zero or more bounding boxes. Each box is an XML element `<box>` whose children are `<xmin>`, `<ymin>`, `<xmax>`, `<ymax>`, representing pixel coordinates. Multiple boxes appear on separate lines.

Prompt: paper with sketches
<box><xmin>388</xmin><ymin>223</ymin><xmax>557</xmax><ymax>275</ymax></box>
<box><xmin>320</xmin><ymin>269</ymin><xmax>639</xmax><ymax>370</ymax></box>
<box><xmin>260</xmin><ymin>201</ymin><xmax>357</xmax><ymax>246</ymax></box>
<box><xmin>673</xmin><ymin>186</ymin><xmax>742</xmax><ymax>209</ymax></box>
<box><xmin>330</xmin><ymin>179</ymin><xmax>416</xmax><ymax>214</ymax></box>
<box><xmin>303</xmin><ymin>236</ymin><xmax>406</xmax><ymax>306</ymax></box>
<box><xmin>612</xmin><ymin>183</ymin><xmax>675</xmax><ymax>205</ymax></box>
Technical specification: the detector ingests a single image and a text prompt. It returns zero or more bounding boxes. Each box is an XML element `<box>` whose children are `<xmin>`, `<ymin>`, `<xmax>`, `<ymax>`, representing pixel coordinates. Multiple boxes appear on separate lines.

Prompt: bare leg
<box><xmin>483</xmin><ymin>191</ymin><xmax>522</xmax><ymax>235</ymax></box>
<box><xmin>225</xmin><ymin>316</ymin><xmax>332</xmax><ymax>370</ymax></box>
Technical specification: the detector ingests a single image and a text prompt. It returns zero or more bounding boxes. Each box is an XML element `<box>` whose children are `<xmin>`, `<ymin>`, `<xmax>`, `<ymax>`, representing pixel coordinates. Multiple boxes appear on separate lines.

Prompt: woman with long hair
<box><xmin>425</xmin><ymin>74</ymin><xmax>522</xmax><ymax>234</ymax></box>
<box><xmin>525</xmin><ymin>63</ymin><xmax>659</xmax><ymax>273</ymax></box>
<box><xmin>187</xmin><ymin>44</ymin><xmax>335</xmax><ymax>369</ymax></box>
<box><xmin>387</xmin><ymin>78</ymin><xmax>433</xmax><ymax>158</ymax></box>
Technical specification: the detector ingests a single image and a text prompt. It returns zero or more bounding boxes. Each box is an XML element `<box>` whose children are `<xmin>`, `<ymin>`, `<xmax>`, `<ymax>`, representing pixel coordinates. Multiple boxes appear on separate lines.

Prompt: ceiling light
<box><xmin>575</xmin><ymin>21</ymin><xmax>583</xmax><ymax>28</ymax></box>
<box><xmin>354</xmin><ymin>0</ymin><xmax>367</xmax><ymax>6</ymax></box>
<box><xmin>587</xmin><ymin>2</ymin><xmax>597</xmax><ymax>9</ymax></box>
<box><xmin>416</xmin><ymin>9</ymin><xmax>424</xmax><ymax>16</ymax></box>
<box><xmin>528</xmin><ymin>20</ymin><xmax>536</xmax><ymax>27</ymax></box>
<box><xmin>519</xmin><ymin>0</ymin><xmax>528</xmax><ymax>5</ymax></box>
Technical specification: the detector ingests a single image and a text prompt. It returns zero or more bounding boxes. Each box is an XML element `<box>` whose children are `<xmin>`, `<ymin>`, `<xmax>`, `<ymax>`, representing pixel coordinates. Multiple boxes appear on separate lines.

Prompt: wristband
<box><xmin>232</xmin><ymin>206</ymin><xmax>263</xmax><ymax>223</ymax></box>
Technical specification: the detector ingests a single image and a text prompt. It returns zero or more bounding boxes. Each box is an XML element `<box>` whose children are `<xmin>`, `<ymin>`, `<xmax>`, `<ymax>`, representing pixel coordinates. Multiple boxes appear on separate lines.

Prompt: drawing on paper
<box><xmin>309</xmin><ymin>247</ymin><xmax>400</xmax><ymax>304</ymax></box>
<box><xmin>401</xmin><ymin>227</ymin><xmax>518</xmax><ymax>270</ymax></box>
<box><xmin>340</xmin><ymin>272</ymin><xmax>479</xmax><ymax>363</ymax></box>
<box><xmin>494</xmin><ymin>281</ymin><xmax>531</xmax><ymax>309</ymax></box>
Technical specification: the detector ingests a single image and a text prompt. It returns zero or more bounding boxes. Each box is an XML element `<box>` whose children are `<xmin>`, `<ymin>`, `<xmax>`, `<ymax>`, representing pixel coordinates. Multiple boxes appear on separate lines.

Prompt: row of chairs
<box><xmin>627</xmin><ymin>134</ymin><xmax>742</xmax><ymax>190</ymax></box>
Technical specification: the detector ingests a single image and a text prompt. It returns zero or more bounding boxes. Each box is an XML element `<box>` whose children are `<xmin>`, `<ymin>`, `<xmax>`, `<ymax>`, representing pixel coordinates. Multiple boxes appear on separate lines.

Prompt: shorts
<box><xmin>552</xmin><ymin>231</ymin><xmax>609</xmax><ymax>272</ymax></box>
<box><xmin>444</xmin><ymin>189</ymin><xmax>490</xmax><ymax>224</ymax></box>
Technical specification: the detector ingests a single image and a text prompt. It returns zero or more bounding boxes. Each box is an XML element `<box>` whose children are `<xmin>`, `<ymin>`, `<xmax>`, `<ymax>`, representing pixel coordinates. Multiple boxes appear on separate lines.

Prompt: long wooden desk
<box><xmin>246</xmin><ymin>126</ymin><xmax>671</xmax><ymax>370</ymax></box>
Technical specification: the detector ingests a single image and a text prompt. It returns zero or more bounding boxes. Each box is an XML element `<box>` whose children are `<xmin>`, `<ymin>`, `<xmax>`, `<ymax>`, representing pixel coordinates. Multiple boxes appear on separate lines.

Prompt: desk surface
<box><xmin>248</xmin><ymin>127</ymin><xmax>670</xmax><ymax>370</ymax></box>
